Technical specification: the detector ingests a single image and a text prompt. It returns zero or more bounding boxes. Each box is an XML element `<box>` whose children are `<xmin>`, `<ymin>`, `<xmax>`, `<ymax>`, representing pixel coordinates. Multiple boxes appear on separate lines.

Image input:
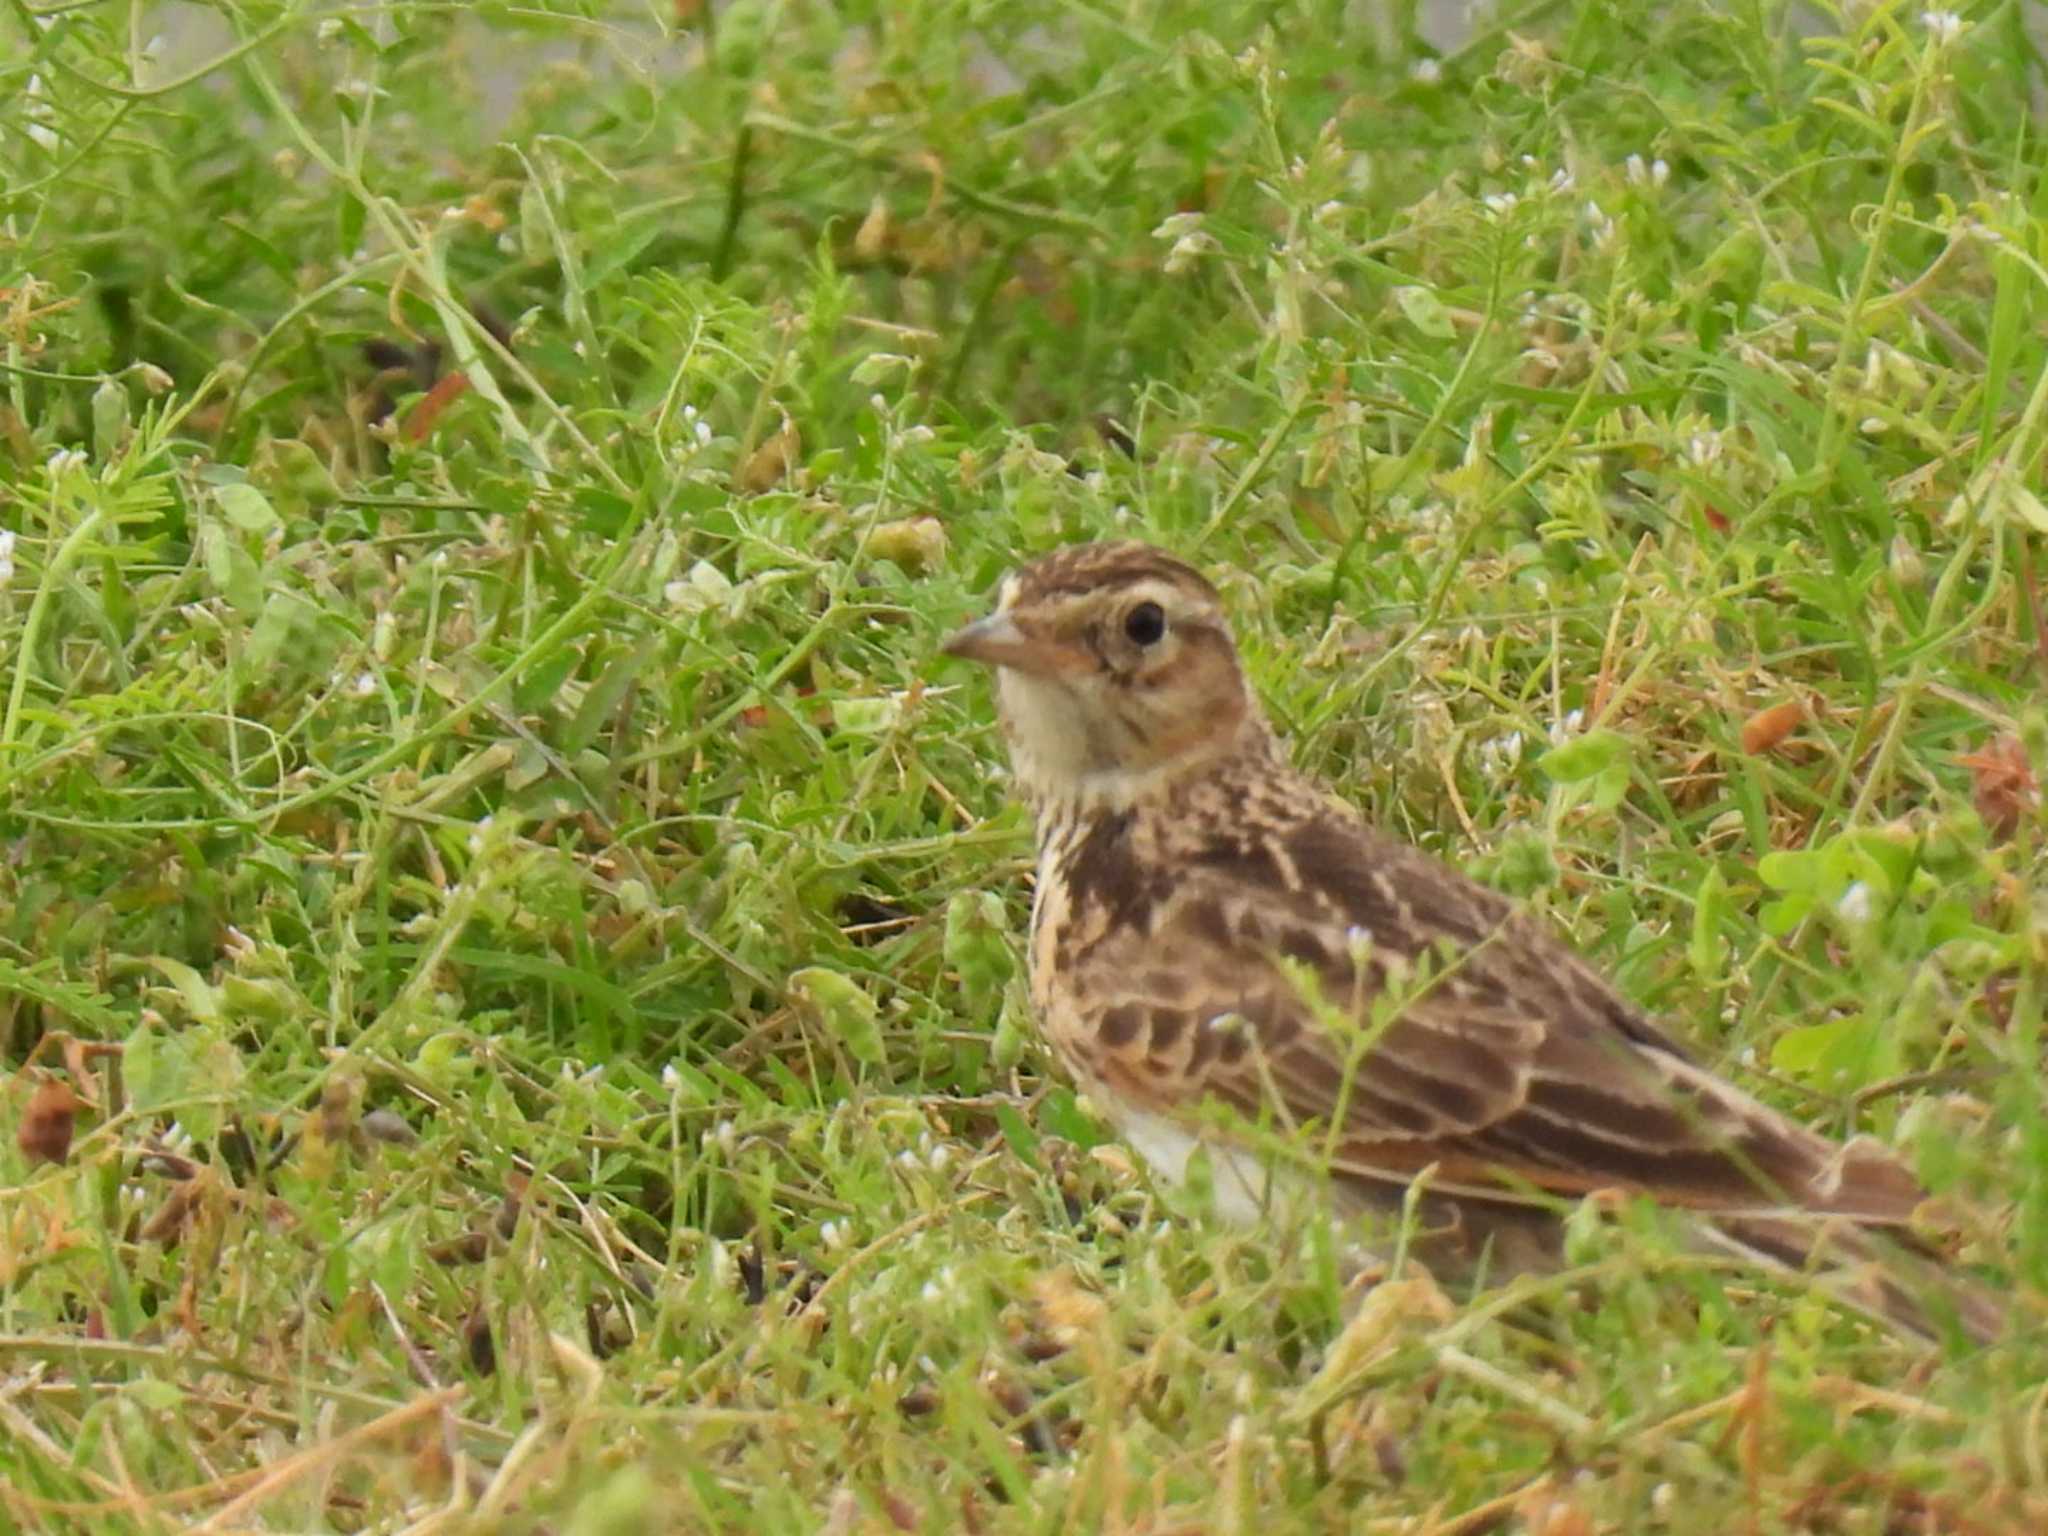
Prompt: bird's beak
<box><xmin>941</xmin><ymin>610</ymin><xmax>1087</xmax><ymax>676</ymax></box>
<box><xmin>941</xmin><ymin>611</ymin><xmax>1036</xmax><ymax>669</ymax></box>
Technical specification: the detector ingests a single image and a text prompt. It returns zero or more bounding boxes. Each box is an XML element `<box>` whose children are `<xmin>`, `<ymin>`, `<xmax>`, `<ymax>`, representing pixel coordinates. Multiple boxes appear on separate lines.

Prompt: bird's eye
<box><xmin>1123</xmin><ymin>601</ymin><xmax>1167</xmax><ymax>646</ymax></box>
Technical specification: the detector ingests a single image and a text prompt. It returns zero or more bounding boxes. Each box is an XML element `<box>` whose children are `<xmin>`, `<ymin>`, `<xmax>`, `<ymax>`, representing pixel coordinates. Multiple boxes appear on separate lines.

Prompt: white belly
<box><xmin>1114</xmin><ymin>1105</ymin><xmax>1277</xmax><ymax>1226</ymax></box>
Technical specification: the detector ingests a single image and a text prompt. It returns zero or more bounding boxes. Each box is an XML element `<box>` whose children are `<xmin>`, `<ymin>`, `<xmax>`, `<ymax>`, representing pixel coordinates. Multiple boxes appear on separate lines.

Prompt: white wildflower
<box><xmin>1921</xmin><ymin>11</ymin><xmax>1964</xmax><ymax>45</ymax></box>
<box><xmin>1410</xmin><ymin>58</ymin><xmax>1442</xmax><ymax>84</ymax></box>
<box><xmin>1163</xmin><ymin>230</ymin><xmax>1219</xmax><ymax>275</ymax></box>
<box><xmin>1150</xmin><ymin>211</ymin><xmax>1205</xmax><ymax>242</ymax></box>
<box><xmin>1549</xmin><ymin>708</ymin><xmax>1586</xmax><ymax>745</ymax></box>
<box><xmin>1478</xmin><ymin>731</ymin><xmax>1524</xmax><ymax>781</ymax></box>
<box><xmin>24</xmin><ymin>75</ymin><xmax>58</xmax><ymax>152</ymax></box>
<box><xmin>1837</xmin><ymin>882</ymin><xmax>1874</xmax><ymax>924</ymax></box>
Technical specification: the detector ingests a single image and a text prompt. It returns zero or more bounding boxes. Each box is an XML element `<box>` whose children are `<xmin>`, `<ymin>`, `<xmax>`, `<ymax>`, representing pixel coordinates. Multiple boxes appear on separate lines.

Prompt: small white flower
<box><xmin>1410</xmin><ymin>58</ymin><xmax>1442</xmax><ymax>85</ymax></box>
<box><xmin>1650</xmin><ymin>158</ymin><xmax>1670</xmax><ymax>188</ymax></box>
<box><xmin>1625</xmin><ymin>153</ymin><xmax>1648</xmax><ymax>185</ymax></box>
<box><xmin>351</xmin><ymin>671</ymin><xmax>377</xmax><ymax>698</ymax></box>
<box><xmin>467</xmin><ymin>814</ymin><xmax>492</xmax><ymax>853</ymax></box>
<box><xmin>1837</xmin><ymin>882</ymin><xmax>1874</xmax><ymax>924</ymax></box>
<box><xmin>1163</xmin><ymin>230</ymin><xmax>1218</xmax><ymax>276</ymax></box>
<box><xmin>694</xmin><ymin>418</ymin><xmax>713</xmax><ymax>446</ymax></box>
<box><xmin>661</xmin><ymin>1062</ymin><xmax>681</xmax><ymax>1090</ymax></box>
<box><xmin>1150</xmin><ymin>211</ymin><xmax>1205</xmax><ymax>242</ymax></box>
<box><xmin>1922</xmin><ymin>10</ymin><xmax>1965</xmax><ymax>45</ymax></box>
<box><xmin>1482</xmin><ymin>192</ymin><xmax>1519</xmax><ymax>215</ymax></box>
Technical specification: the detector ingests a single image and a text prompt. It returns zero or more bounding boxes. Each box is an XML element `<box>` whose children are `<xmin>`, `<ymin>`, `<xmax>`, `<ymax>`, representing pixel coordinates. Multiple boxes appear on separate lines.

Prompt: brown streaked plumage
<box><xmin>943</xmin><ymin>540</ymin><xmax>1998</xmax><ymax>1342</ymax></box>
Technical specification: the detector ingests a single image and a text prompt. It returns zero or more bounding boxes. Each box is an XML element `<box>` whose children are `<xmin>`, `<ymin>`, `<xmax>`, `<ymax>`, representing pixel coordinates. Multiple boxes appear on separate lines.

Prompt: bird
<box><xmin>941</xmin><ymin>539</ymin><xmax>1999</xmax><ymax>1343</ymax></box>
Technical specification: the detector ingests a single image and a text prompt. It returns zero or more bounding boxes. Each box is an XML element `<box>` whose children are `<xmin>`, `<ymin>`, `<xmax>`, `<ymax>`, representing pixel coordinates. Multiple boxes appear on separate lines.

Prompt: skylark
<box><xmin>943</xmin><ymin>540</ymin><xmax>1996</xmax><ymax>1341</ymax></box>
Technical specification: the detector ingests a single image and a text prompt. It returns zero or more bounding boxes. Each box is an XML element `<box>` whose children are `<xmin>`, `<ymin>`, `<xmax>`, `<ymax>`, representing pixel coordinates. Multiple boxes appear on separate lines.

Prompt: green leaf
<box><xmin>514</xmin><ymin>644</ymin><xmax>583</xmax><ymax>715</ymax></box>
<box><xmin>1391</xmin><ymin>284</ymin><xmax>1458</xmax><ymax>340</ymax></box>
<box><xmin>1537</xmin><ymin>729</ymin><xmax>1629</xmax><ymax>784</ymax></box>
<box><xmin>125</xmin><ymin>1378</ymin><xmax>183</xmax><ymax>1414</ymax></box>
<box><xmin>991</xmin><ymin>1100</ymin><xmax>1040</xmax><ymax>1170</ymax></box>
<box><xmin>214</xmin><ymin>482</ymin><xmax>280</xmax><ymax>533</ymax></box>
<box><xmin>239</xmin><ymin>591</ymin><xmax>300</xmax><ymax>683</ymax></box>
<box><xmin>1771</xmin><ymin>1017</ymin><xmax>1854</xmax><ymax>1076</ymax></box>
<box><xmin>1689</xmin><ymin>865</ymin><xmax>1728</xmax><ymax>981</ymax></box>
<box><xmin>1757</xmin><ymin>849</ymin><xmax>1819</xmax><ymax>892</ymax></box>
<box><xmin>829</xmin><ymin>696</ymin><xmax>901</xmax><ymax>735</ymax></box>
<box><xmin>148</xmin><ymin>957</ymin><xmax>224</xmax><ymax>1025</ymax></box>
<box><xmin>1759</xmin><ymin>892</ymin><xmax>1812</xmax><ymax>937</ymax></box>
<box><xmin>1590</xmin><ymin>758</ymin><xmax>1631</xmax><ymax>810</ymax></box>
<box><xmin>563</xmin><ymin>640</ymin><xmax>655</xmax><ymax>754</ymax></box>
<box><xmin>788</xmin><ymin>966</ymin><xmax>884</xmax><ymax>1067</ymax></box>
<box><xmin>1036</xmin><ymin>1086</ymin><xmax>1109</xmax><ymax>1150</ymax></box>
<box><xmin>1771</xmin><ymin>1013</ymin><xmax>1898</xmax><ymax>1089</ymax></box>
<box><xmin>944</xmin><ymin>890</ymin><xmax>1014</xmax><ymax>1013</ymax></box>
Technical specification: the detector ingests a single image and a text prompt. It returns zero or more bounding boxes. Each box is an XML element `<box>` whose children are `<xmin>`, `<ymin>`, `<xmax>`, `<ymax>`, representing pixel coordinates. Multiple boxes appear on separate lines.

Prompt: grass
<box><xmin>2</xmin><ymin>0</ymin><xmax>2047</xmax><ymax>1529</ymax></box>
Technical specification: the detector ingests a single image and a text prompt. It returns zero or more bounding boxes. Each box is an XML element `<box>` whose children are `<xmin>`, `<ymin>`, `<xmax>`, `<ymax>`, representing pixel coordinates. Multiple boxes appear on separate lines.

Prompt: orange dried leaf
<box><xmin>1959</xmin><ymin>733</ymin><xmax>2037</xmax><ymax>841</ymax></box>
<box><xmin>140</xmin><ymin>1180</ymin><xmax>202</xmax><ymax>1246</ymax></box>
<box><xmin>401</xmin><ymin>370</ymin><xmax>471</xmax><ymax>443</ymax></box>
<box><xmin>735</xmin><ymin>414</ymin><xmax>801</xmax><ymax>492</ymax></box>
<box><xmin>1740</xmin><ymin>698</ymin><xmax>1805</xmax><ymax>755</ymax></box>
<box><xmin>17</xmin><ymin>1077</ymin><xmax>82</xmax><ymax>1165</ymax></box>
<box><xmin>853</xmin><ymin>195</ymin><xmax>891</xmax><ymax>264</ymax></box>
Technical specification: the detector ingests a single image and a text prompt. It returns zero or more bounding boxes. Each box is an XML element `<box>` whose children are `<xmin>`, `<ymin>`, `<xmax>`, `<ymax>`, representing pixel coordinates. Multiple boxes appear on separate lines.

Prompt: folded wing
<box><xmin>1055</xmin><ymin>804</ymin><xmax>1925</xmax><ymax>1226</ymax></box>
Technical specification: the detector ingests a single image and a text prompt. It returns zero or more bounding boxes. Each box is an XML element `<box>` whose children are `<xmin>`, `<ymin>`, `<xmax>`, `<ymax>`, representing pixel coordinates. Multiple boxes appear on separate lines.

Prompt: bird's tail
<box><xmin>1702</xmin><ymin>1212</ymin><xmax>2004</xmax><ymax>1346</ymax></box>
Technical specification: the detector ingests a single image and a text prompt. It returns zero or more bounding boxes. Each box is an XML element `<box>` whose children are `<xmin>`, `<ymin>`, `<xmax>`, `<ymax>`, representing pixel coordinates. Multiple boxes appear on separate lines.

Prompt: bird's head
<box><xmin>942</xmin><ymin>541</ymin><xmax>1272</xmax><ymax>813</ymax></box>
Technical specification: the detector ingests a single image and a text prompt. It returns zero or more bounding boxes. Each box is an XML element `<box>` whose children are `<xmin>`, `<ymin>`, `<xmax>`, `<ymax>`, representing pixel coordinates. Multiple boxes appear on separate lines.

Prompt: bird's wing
<box><xmin>1053</xmin><ymin>805</ymin><xmax>1924</xmax><ymax>1224</ymax></box>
